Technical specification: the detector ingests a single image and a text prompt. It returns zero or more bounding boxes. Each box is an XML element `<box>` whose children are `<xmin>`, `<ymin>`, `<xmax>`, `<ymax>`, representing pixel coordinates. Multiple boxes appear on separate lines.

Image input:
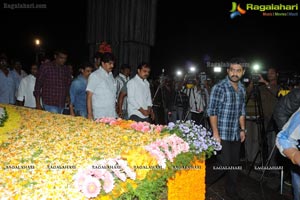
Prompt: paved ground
<box><xmin>205</xmin><ymin>158</ymin><xmax>294</xmax><ymax>200</ymax></box>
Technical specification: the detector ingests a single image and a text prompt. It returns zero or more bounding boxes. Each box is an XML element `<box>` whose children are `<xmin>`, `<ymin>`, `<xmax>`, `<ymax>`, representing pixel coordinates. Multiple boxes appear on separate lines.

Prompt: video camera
<box><xmin>288</xmin><ymin>74</ymin><xmax>300</xmax><ymax>87</ymax></box>
<box><xmin>158</xmin><ymin>68</ymin><xmax>167</xmax><ymax>85</ymax></box>
<box><xmin>243</xmin><ymin>72</ymin><xmax>262</xmax><ymax>85</ymax></box>
<box><xmin>199</xmin><ymin>72</ymin><xmax>207</xmax><ymax>85</ymax></box>
<box><xmin>243</xmin><ymin>64</ymin><xmax>263</xmax><ymax>85</ymax></box>
<box><xmin>251</xmin><ymin>73</ymin><xmax>261</xmax><ymax>85</ymax></box>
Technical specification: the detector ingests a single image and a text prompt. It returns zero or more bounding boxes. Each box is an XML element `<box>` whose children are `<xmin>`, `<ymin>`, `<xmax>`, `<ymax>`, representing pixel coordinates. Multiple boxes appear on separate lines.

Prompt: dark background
<box><xmin>1</xmin><ymin>0</ymin><xmax>299</xmax><ymax>77</ymax></box>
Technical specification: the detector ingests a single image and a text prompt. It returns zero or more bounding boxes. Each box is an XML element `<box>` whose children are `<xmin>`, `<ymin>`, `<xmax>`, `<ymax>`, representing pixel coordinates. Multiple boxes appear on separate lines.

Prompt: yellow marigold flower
<box><xmin>167</xmin><ymin>157</ymin><xmax>206</xmax><ymax>200</ymax></box>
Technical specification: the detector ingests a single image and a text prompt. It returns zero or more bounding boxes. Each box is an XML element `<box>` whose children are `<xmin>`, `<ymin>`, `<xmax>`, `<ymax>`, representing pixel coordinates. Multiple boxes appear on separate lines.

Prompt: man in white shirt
<box><xmin>116</xmin><ymin>64</ymin><xmax>131</xmax><ymax>119</ymax></box>
<box><xmin>16</xmin><ymin>64</ymin><xmax>38</xmax><ymax>108</ymax></box>
<box><xmin>127</xmin><ymin>63</ymin><xmax>154</xmax><ymax>122</ymax></box>
<box><xmin>86</xmin><ymin>52</ymin><xmax>117</xmax><ymax>120</ymax></box>
<box><xmin>11</xmin><ymin>60</ymin><xmax>28</xmax><ymax>91</ymax></box>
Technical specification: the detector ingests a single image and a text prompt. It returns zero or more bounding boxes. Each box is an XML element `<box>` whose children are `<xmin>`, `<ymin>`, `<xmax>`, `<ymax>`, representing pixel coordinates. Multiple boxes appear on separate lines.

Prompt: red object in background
<box><xmin>98</xmin><ymin>41</ymin><xmax>112</xmax><ymax>53</ymax></box>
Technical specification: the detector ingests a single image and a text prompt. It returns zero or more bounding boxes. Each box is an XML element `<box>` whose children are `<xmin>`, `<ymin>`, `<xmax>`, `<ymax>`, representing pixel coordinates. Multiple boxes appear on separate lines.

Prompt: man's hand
<box><xmin>240</xmin><ymin>131</ymin><xmax>246</xmax><ymax>143</ymax></box>
<box><xmin>70</xmin><ymin>110</ymin><xmax>76</xmax><ymax>116</ymax></box>
<box><xmin>117</xmin><ymin>108</ymin><xmax>123</xmax><ymax>118</ymax></box>
<box><xmin>139</xmin><ymin>108</ymin><xmax>150</xmax><ymax>117</ymax></box>
<box><xmin>213</xmin><ymin>132</ymin><xmax>221</xmax><ymax>143</ymax></box>
<box><xmin>69</xmin><ymin>104</ymin><xmax>76</xmax><ymax>116</ymax></box>
<box><xmin>65</xmin><ymin>96</ymin><xmax>70</xmax><ymax>105</ymax></box>
<box><xmin>36</xmin><ymin>103</ymin><xmax>43</xmax><ymax>110</ymax></box>
<box><xmin>87</xmin><ymin>113</ymin><xmax>93</xmax><ymax>120</ymax></box>
<box><xmin>209</xmin><ymin>116</ymin><xmax>221</xmax><ymax>143</ymax></box>
<box><xmin>86</xmin><ymin>91</ymin><xmax>94</xmax><ymax>120</ymax></box>
<box><xmin>293</xmin><ymin>151</ymin><xmax>300</xmax><ymax>166</ymax></box>
<box><xmin>283</xmin><ymin>148</ymin><xmax>300</xmax><ymax>166</ymax></box>
<box><xmin>258</xmin><ymin>74</ymin><xmax>269</xmax><ymax>85</ymax></box>
<box><xmin>150</xmin><ymin>109</ymin><xmax>155</xmax><ymax>121</ymax></box>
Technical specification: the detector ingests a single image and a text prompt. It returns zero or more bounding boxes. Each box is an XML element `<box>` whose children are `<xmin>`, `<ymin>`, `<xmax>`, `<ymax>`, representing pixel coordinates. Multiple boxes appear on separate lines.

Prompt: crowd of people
<box><xmin>1</xmin><ymin>50</ymin><xmax>300</xmax><ymax>199</ymax></box>
<box><xmin>0</xmin><ymin>50</ymin><xmax>215</xmax><ymax>125</ymax></box>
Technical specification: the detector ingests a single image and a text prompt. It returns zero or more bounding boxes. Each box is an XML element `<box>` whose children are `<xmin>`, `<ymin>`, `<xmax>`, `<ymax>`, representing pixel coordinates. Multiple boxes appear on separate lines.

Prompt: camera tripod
<box><xmin>171</xmin><ymin>87</ymin><xmax>188</xmax><ymax>122</ymax></box>
<box><xmin>246</xmin><ymin>83</ymin><xmax>267</xmax><ymax>176</ymax></box>
<box><xmin>152</xmin><ymin>72</ymin><xmax>170</xmax><ymax>124</ymax></box>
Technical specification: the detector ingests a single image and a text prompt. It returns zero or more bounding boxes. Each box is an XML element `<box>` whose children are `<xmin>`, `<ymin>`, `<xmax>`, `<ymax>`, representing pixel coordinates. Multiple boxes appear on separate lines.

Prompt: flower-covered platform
<box><xmin>0</xmin><ymin>104</ymin><xmax>221</xmax><ymax>199</ymax></box>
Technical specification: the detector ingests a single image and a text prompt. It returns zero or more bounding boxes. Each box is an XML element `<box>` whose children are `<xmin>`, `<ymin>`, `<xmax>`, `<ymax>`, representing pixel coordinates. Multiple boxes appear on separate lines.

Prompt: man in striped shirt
<box><xmin>207</xmin><ymin>57</ymin><xmax>247</xmax><ymax>200</ymax></box>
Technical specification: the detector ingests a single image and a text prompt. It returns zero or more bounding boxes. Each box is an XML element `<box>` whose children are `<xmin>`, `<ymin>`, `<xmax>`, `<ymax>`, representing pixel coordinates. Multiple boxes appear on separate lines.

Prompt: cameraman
<box><xmin>246</xmin><ymin>68</ymin><xmax>280</xmax><ymax>169</ymax></box>
<box><xmin>183</xmin><ymin>77</ymin><xmax>206</xmax><ymax>125</ymax></box>
<box><xmin>160</xmin><ymin>77</ymin><xmax>174</xmax><ymax>124</ymax></box>
<box><xmin>169</xmin><ymin>80</ymin><xmax>189</xmax><ymax>122</ymax></box>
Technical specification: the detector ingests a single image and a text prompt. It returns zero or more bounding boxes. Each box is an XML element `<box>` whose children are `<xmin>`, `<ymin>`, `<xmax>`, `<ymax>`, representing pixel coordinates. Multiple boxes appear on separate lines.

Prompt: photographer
<box><xmin>152</xmin><ymin>76</ymin><xmax>174</xmax><ymax>124</ymax></box>
<box><xmin>161</xmin><ymin>77</ymin><xmax>174</xmax><ymax>124</ymax></box>
<box><xmin>169</xmin><ymin>80</ymin><xmax>189</xmax><ymax>122</ymax></box>
<box><xmin>246</xmin><ymin>68</ymin><xmax>280</xmax><ymax>169</ymax></box>
<box><xmin>182</xmin><ymin>76</ymin><xmax>206</xmax><ymax>125</ymax></box>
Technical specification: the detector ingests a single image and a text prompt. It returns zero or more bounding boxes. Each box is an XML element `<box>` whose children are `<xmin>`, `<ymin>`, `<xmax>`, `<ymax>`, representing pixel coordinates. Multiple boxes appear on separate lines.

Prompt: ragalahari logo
<box><xmin>230</xmin><ymin>2</ymin><xmax>246</xmax><ymax>19</ymax></box>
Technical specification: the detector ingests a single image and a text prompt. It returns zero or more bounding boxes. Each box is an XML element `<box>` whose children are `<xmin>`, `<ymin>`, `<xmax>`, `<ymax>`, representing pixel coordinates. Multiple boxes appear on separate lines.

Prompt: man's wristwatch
<box><xmin>240</xmin><ymin>129</ymin><xmax>247</xmax><ymax>133</ymax></box>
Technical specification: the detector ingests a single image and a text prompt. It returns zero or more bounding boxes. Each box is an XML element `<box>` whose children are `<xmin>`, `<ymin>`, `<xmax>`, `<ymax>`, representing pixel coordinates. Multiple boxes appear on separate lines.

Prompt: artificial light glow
<box><xmin>176</xmin><ymin>70</ymin><xmax>183</xmax><ymax>76</ymax></box>
<box><xmin>189</xmin><ymin>66</ymin><xmax>196</xmax><ymax>73</ymax></box>
<box><xmin>35</xmin><ymin>39</ymin><xmax>40</xmax><ymax>46</ymax></box>
<box><xmin>213</xmin><ymin>66</ymin><xmax>222</xmax><ymax>73</ymax></box>
<box><xmin>253</xmin><ymin>64</ymin><xmax>260</xmax><ymax>71</ymax></box>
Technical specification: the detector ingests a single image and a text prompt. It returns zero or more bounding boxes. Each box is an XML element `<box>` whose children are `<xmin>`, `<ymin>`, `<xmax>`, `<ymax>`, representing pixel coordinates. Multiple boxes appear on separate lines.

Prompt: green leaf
<box><xmin>23</xmin><ymin>181</ymin><xmax>38</xmax><ymax>188</ymax></box>
<box><xmin>1</xmin><ymin>142</ymin><xmax>10</xmax><ymax>148</ymax></box>
<box><xmin>32</xmin><ymin>148</ymin><xmax>43</xmax><ymax>158</ymax></box>
<box><xmin>91</xmin><ymin>156</ymin><xmax>102</xmax><ymax>160</ymax></box>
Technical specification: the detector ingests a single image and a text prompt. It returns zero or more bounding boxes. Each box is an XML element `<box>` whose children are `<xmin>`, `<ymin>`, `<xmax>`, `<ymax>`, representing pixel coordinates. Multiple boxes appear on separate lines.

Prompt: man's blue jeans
<box><xmin>43</xmin><ymin>104</ymin><xmax>64</xmax><ymax>114</ymax></box>
<box><xmin>291</xmin><ymin>165</ymin><xmax>300</xmax><ymax>200</ymax></box>
<box><xmin>75</xmin><ymin>109</ymin><xmax>87</xmax><ymax>118</ymax></box>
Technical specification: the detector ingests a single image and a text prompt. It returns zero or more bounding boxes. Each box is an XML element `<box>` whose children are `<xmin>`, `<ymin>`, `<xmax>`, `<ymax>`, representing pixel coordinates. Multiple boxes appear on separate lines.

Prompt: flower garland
<box><xmin>119</xmin><ymin>151</ymin><xmax>202</xmax><ymax>200</ymax></box>
<box><xmin>74</xmin><ymin>134</ymin><xmax>190</xmax><ymax>199</ymax></box>
<box><xmin>121</xmin><ymin>147</ymin><xmax>158</xmax><ymax>181</ymax></box>
<box><xmin>167</xmin><ymin>157</ymin><xmax>206</xmax><ymax>200</ymax></box>
<box><xmin>1</xmin><ymin>105</ymin><xmax>216</xmax><ymax>199</ymax></box>
<box><xmin>163</xmin><ymin>121</ymin><xmax>222</xmax><ymax>159</ymax></box>
<box><xmin>96</xmin><ymin>117</ymin><xmax>164</xmax><ymax>134</ymax></box>
<box><xmin>91</xmin><ymin>119</ymin><xmax>221</xmax><ymax>200</ymax></box>
<box><xmin>144</xmin><ymin>134</ymin><xmax>190</xmax><ymax>169</ymax></box>
<box><xmin>73</xmin><ymin>157</ymin><xmax>136</xmax><ymax>198</ymax></box>
<box><xmin>0</xmin><ymin>105</ymin><xmax>160</xmax><ymax>199</ymax></box>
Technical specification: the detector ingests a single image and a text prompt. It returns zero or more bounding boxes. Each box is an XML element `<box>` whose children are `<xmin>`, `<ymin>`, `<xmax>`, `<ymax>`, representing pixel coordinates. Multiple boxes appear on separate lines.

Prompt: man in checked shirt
<box><xmin>207</xmin><ymin>57</ymin><xmax>247</xmax><ymax>200</ymax></box>
<box><xmin>34</xmin><ymin>50</ymin><xmax>71</xmax><ymax>114</ymax></box>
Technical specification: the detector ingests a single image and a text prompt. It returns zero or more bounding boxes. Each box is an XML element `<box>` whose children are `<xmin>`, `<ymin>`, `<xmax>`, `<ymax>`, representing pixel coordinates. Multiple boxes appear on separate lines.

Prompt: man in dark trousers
<box><xmin>207</xmin><ymin>58</ymin><xmax>247</xmax><ymax>200</ymax></box>
<box><xmin>274</xmin><ymin>88</ymin><xmax>300</xmax><ymax>200</ymax></box>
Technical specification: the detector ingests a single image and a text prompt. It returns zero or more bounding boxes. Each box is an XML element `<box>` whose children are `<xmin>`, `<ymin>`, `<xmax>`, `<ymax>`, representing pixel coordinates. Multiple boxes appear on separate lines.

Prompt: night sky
<box><xmin>1</xmin><ymin>0</ymin><xmax>299</xmax><ymax>77</ymax></box>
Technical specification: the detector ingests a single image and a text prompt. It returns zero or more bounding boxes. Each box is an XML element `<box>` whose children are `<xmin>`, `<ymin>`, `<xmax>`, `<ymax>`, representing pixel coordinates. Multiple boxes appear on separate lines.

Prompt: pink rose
<box><xmin>141</xmin><ymin>126</ymin><xmax>150</xmax><ymax>133</ymax></box>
